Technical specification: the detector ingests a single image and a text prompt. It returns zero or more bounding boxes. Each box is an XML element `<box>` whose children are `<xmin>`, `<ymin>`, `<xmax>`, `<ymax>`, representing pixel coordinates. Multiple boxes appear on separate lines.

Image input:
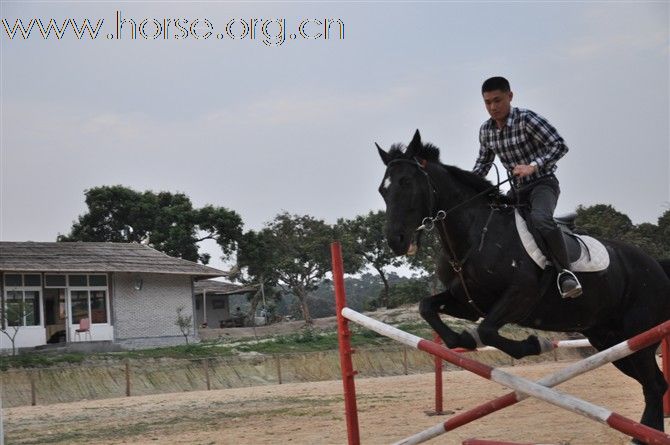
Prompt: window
<box><xmin>69</xmin><ymin>275</ymin><xmax>87</xmax><ymax>286</ymax></box>
<box><xmin>4</xmin><ymin>290</ymin><xmax>41</xmax><ymax>327</ymax></box>
<box><xmin>90</xmin><ymin>291</ymin><xmax>108</xmax><ymax>323</ymax></box>
<box><xmin>70</xmin><ymin>290</ymin><xmax>89</xmax><ymax>325</ymax></box>
<box><xmin>69</xmin><ymin>289</ymin><xmax>109</xmax><ymax>325</ymax></box>
<box><xmin>5</xmin><ymin>291</ymin><xmax>23</xmax><ymax>327</ymax></box>
<box><xmin>45</xmin><ymin>275</ymin><xmax>66</xmax><ymax>287</ymax></box>
<box><xmin>24</xmin><ymin>291</ymin><xmax>40</xmax><ymax>325</ymax></box>
<box><xmin>66</xmin><ymin>274</ymin><xmax>109</xmax><ymax>325</ymax></box>
<box><xmin>24</xmin><ymin>275</ymin><xmax>41</xmax><ymax>286</ymax></box>
<box><xmin>89</xmin><ymin>275</ymin><xmax>107</xmax><ymax>287</ymax></box>
<box><xmin>4</xmin><ymin>274</ymin><xmax>22</xmax><ymax>286</ymax></box>
<box><xmin>3</xmin><ymin>273</ymin><xmax>42</xmax><ymax>327</ymax></box>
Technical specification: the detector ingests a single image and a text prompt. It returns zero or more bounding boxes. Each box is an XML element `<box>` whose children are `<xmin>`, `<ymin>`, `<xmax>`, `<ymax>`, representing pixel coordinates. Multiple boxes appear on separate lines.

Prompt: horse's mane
<box><xmin>387</xmin><ymin>141</ymin><xmax>506</xmax><ymax>200</ymax></box>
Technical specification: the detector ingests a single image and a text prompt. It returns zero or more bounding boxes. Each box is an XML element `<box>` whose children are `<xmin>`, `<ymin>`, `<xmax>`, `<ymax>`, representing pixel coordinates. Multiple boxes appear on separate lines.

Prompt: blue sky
<box><xmin>1</xmin><ymin>2</ymin><xmax>668</xmax><ymax>271</ymax></box>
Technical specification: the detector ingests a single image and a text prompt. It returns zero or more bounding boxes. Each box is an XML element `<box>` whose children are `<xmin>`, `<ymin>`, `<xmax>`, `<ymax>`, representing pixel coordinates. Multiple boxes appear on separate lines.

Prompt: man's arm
<box><xmin>472</xmin><ymin>130</ymin><xmax>495</xmax><ymax>177</ymax></box>
<box><xmin>524</xmin><ymin>111</ymin><xmax>568</xmax><ymax>169</ymax></box>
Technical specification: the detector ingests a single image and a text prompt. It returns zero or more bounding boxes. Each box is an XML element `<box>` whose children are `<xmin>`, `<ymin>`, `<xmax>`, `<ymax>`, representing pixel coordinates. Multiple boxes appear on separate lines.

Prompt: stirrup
<box><xmin>557</xmin><ymin>269</ymin><xmax>582</xmax><ymax>299</ymax></box>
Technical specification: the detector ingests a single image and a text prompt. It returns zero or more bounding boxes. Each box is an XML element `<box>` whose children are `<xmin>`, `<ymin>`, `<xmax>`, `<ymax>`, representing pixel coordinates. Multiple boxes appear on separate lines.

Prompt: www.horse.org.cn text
<box><xmin>1</xmin><ymin>11</ymin><xmax>346</xmax><ymax>47</ymax></box>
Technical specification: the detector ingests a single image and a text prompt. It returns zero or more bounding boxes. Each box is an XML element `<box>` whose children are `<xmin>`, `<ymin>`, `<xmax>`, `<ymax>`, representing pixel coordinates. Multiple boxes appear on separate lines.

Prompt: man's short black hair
<box><xmin>482</xmin><ymin>76</ymin><xmax>511</xmax><ymax>94</ymax></box>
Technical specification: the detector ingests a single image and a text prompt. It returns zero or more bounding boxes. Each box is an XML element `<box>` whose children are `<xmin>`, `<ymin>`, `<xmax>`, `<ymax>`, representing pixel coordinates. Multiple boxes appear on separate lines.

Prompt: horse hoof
<box><xmin>537</xmin><ymin>336</ymin><xmax>554</xmax><ymax>354</ymax></box>
<box><xmin>463</xmin><ymin>327</ymin><xmax>484</xmax><ymax>349</ymax></box>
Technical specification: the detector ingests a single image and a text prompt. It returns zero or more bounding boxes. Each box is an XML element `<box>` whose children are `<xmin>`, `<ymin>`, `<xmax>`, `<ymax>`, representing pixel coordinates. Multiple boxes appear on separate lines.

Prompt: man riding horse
<box><xmin>472</xmin><ymin>76</ymin><xmax>581</xmax><ymax>298</ymax></box>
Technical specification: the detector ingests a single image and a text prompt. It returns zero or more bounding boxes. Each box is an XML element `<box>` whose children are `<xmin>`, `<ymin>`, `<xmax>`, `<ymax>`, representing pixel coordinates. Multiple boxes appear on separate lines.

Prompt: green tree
<box><xmin>59</xmin><ymin>185</ymin><xmax>242</xmax><ymax>264</ymax></box>
<box><xmin>194</xmin><ymin>204</ymin><xmax>244</xmax><ymax>262</ymax></box>
<box><xmin>238</xmin><ymin>213</ymin><xmax>360</xmax><ymax>324</ymax></box>
<box><xmin>387</xmin><ymin>278</ymin><xmax>432</xmax><ymax>308</ymax></box>
<box><xmin>58</xmin><ymin>186</ymin><xmax>148</xmax><ymax>243</ymax></box>
<box><xmin>336</xmin><ymin>211</ymin><xmax>403</xmax><ymax>308</ymax></box>
<box><xmin>575</xmin><ymin>204</ymin><xmax>670</xmax><ymax>259</ymax></box>
<box><xmin>658</xmin><ymin>209</ymin><xmax>670</xmax><ymax>258</ymax></box>
<box><xmin>621</xmin><ymin>222</ymin><xmax>665</xmax><ymax>259</ymax></box>
<box><xmin>574</xmin><ymin>204</ymin><xmax>633</xmax><ymax>239</ymax></box>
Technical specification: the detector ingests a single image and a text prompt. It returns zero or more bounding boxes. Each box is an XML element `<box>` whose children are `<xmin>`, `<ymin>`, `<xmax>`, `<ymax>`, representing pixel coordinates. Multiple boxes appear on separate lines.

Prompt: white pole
<box><xmin>202</xmin><ymin>290</ymin><xmax>207</xmax><ymax>327</ymax></box>
<box><xmin>1</xmin><ymin>383</ymin><xmax>5</xmax><ymax>445</ymax></box>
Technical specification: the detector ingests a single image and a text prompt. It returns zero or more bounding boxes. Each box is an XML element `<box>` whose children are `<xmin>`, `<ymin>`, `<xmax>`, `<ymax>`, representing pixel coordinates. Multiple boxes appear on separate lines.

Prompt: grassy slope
<box><xmin>1</xmin><ymin>313</ymin><xmax>566</xmax><ymax>371</ymax></box>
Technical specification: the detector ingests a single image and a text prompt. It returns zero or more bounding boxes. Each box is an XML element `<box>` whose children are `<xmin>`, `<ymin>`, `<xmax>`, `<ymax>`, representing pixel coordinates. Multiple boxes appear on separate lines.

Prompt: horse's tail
<box><xmin>658</xmin><ymin>258</ymin><xmax>670</xmax><ymax>280</ymax></box>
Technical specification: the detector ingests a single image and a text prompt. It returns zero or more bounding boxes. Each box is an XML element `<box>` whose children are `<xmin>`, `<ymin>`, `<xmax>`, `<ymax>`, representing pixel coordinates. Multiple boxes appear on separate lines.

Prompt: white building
<box><xmin>0</xmin><ymin>242</ymin><xmax>227</xmax><ymax>350</ymax></box>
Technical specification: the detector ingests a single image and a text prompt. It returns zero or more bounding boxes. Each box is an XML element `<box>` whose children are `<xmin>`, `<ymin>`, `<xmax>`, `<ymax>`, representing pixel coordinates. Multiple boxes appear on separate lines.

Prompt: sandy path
<box><xmin>5</xmin><ymin>360</ymin><xmax>669</xmax><ymax>445</ymax></box>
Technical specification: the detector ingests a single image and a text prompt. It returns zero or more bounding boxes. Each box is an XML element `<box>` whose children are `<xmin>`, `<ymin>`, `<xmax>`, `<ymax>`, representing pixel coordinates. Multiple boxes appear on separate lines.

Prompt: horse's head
<box><xmin>376</xmin><ymin>130</ymin><xmax>440</xmax><ymax>256</ymax></box>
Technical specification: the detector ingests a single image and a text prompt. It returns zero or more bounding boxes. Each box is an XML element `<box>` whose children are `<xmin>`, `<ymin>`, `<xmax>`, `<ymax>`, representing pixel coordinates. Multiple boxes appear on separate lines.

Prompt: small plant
<box><xmin>175</xmin><ymin>306</ymin><xmax>193</xmax><ymax>345</ymax></box>
<box><xmin>1</xmin><ymin>300</ymin><xmax>29</xmax><ymax>356</ymax></box>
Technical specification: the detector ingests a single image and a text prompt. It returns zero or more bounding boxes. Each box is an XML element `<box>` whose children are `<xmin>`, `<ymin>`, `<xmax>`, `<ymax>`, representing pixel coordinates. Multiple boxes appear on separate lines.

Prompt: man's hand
<box><xmin>513</xmin><ymin>164</ymin><xmax>538</xmax><ymax>178</ymax></box>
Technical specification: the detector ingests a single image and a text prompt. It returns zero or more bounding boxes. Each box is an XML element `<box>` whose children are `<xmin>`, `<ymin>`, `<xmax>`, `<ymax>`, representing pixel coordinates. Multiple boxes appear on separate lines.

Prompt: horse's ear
<box><xmin>376</xmin><ymin>143</ymin><xmax>391</xmax><ymax>165</ymax></box>
<box><xmin>407</xmin><ymin>129</ymin><xmax>422</xmax><ymax>156</ymax></box>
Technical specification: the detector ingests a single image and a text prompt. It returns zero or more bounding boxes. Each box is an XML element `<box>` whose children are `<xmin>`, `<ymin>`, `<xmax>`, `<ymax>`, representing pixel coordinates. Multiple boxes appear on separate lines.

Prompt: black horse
<box><xmin>377</xmin><ymin>130</ymin><xmax>670</xmax><ymax>440</ymax></box>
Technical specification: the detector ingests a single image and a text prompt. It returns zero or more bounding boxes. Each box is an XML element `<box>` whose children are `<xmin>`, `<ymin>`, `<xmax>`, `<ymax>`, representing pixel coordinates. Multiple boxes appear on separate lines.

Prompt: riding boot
<box><xmin>543</xmin><ymin>227</ymin><xmax>583</xmax><ymax>298</ymax></box>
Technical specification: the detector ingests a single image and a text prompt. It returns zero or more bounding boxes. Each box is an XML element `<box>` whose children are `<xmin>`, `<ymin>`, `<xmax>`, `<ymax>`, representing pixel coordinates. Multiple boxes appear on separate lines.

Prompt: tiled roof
<box><xmin>0</xmin><ymin>242</ymin><xmax>227</xmax><ymax>279</ymax></box>
<box><xmin>194</xmin><ymin>279</ymin><xmax>258</xmax><ymax>295</ymax></box>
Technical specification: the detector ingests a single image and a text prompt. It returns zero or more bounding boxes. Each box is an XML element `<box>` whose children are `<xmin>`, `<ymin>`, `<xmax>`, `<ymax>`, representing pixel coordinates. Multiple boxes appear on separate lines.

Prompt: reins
<box><xmin>386</xmin><ymin>158</ymin><xmax>511</xmax><ymax>318</ymax></box>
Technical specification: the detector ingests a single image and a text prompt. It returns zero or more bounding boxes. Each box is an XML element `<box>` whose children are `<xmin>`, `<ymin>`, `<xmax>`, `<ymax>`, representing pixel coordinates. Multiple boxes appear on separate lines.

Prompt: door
<box><xmin>44</xmin><ymin>288</ymin><xmax>67</xmax><ymax>343</ymax></box>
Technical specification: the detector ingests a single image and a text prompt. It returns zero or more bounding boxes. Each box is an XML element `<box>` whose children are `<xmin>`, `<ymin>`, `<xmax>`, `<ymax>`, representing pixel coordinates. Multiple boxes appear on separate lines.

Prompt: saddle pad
<box><xmin>514</xmin><ymin>210</ymin><xmax>610</xmax><ymax>272</ymax></box>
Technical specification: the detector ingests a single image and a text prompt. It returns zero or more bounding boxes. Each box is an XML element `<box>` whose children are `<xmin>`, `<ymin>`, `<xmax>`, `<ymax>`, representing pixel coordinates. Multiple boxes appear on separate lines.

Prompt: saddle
<box><xmin>514</xmin><ymin>210</ymin><xmax>609</xmax><ymax>272</ymax></box>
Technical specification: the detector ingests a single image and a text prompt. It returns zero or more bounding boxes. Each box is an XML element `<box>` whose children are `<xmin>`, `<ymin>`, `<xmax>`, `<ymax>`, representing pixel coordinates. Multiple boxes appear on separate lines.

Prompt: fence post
<box><xmin>403</xmin><ymin>347</ymin><xmax>408</xmax><ymax>375</ymax></box>
<box><xmin>332</xmin><ymin>241</ymin><xmax>360</xmax><ymax>445</ymax></box>
<box><xmin>203</xmin><ymin>359</ymin><xmax>211</xmax><ymax>391</ymax></box>
<box><xmin>125</xmin><ymin>359</ymin><xmax>131</xmax><ymax>397</ymax></box>
<box><xmin>275</xmin><ymin>356</ymin><xmax>282</xmax><ymax>385</ymax></box>
<box><xmin>30</xmin><ymin>372</ymin><xmax>36</xmax><ymax>406</ymax></box>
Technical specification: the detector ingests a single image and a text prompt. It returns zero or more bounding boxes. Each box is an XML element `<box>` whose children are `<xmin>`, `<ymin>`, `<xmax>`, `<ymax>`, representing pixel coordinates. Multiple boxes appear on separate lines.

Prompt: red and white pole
<box><xmin>341</xmin><ymin>308</ymin><xmax>670</xmax><ymax>445</ymax></box>
<box><xmin>433</xmin><ymin>333</ymin><xmax>443</xmax><ymax>414</ymax></box>
<box><xmin>332</xmin><ymin>242</ymin><xmax>360</xmax><ymax>445</ymax></box>
<box><xmin>403</xmin><ymin>322</ymin><xmax>670</xmax><ymax>445</ymax></box>
<box><xmin>663</xmin><ymin>338</ymin><xmax>670</xmax><ymax>417</ymax></box>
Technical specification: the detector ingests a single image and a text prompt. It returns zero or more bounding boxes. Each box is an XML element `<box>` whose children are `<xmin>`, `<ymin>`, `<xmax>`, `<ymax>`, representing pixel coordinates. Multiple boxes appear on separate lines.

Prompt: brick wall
<box><xmin>112</xmin><ymin>273</ymin><xmax>196</xmax><ymax>345</ymax></box>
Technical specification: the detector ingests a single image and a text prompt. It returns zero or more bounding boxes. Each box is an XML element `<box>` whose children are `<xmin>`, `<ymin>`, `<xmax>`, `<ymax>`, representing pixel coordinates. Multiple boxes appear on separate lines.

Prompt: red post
<box><xmin>434</xmin><ymin>332</ymin><xmax>444</xmax><ymax>414</ymax></box>
<box><xmin>663</xmin><ymin>337</ymin><xmax>670</xmax><ymax>417</ymax></box>
<box><xmin>332</xmin><ymin>241</ymin><xmax>360</xmax><ymax>445</ymax></box>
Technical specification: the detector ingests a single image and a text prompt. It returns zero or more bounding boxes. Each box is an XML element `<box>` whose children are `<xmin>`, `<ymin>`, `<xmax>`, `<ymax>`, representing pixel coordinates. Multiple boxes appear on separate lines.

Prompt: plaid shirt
<box><xmin>473</xmin><ymin>107</ymin><xmax>568</xmax><ymax>185</ymax></box>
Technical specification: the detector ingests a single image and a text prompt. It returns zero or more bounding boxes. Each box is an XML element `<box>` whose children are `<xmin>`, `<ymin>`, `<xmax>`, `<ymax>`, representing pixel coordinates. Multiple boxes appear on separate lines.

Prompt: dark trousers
<box><xmin>515</xmin><ymin>175</ymin><xmax>570</xmax><ymax>270</ymax></box>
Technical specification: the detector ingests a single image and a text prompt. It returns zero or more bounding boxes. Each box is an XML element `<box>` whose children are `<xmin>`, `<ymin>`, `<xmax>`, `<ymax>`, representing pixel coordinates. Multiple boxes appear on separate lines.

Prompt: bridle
<box><xmin>384</xmin><ymin>157</ymin><xmax>511</xmax><ymax>318</ymax></box>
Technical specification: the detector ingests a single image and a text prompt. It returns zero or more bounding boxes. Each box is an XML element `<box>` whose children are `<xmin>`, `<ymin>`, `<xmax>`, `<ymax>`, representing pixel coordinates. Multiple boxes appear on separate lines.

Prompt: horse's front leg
<box><xmin>471</xmin><ymin>289</ymin><xmax>553</xmax><ymax>360</ymax></box>
<box><xmin>419</xmin><ymin>290</ymin><xmax>480</xmax><ymax>349</ymax></box>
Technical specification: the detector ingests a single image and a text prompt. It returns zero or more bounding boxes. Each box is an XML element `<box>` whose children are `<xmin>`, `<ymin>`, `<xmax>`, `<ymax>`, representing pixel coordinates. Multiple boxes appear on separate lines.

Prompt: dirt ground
<box><xmin>199</xmin><ymin>306</ymin><xmax>422</xmax><ymax>341</ymax></box>
<box><xmin>5</xmin><ymin>360</ymin><xmax>669</xmax><ymax>445</ymax></box>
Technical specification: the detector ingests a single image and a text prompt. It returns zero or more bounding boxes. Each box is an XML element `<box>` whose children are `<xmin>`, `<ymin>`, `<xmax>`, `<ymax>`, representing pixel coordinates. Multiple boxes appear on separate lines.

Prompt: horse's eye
<box><xmin>399</xmin><ymin>177</ymin><xmax>411</xmax><ymax>187</ymax></box>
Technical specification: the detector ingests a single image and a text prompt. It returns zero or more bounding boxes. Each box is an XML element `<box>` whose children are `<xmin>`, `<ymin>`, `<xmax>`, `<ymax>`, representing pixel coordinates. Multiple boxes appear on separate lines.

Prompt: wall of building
<box><xmin>112</xmin><ymin>273</ymin><xmax>197</xmax><ymax>347</ymax></box>
<box><xmin>0</xmin><ymin>326</ymin><xmax>45</xmax><ymax>350</ymax></box>
<box><xmin>194</xmin><ymin>293</ymin><xmax>230</xmax><ymax>328</ymax></box>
